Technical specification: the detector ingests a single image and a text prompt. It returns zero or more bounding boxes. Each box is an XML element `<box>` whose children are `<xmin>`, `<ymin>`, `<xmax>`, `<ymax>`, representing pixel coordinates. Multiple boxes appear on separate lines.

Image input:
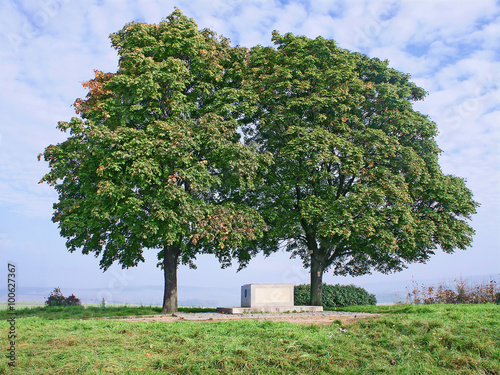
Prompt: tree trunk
<box><xmin>162</xmin><ymin>245</ymin><xmax>179</xmax><ymax>314</ymax></box>
<box><xmin>310</xmin><ymin>255</ymin><xmax>323</xmax><ymax>306</ymax></box>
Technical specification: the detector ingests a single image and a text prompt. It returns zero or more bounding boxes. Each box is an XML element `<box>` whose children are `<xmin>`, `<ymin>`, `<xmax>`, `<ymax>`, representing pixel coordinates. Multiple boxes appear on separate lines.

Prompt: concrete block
<box><xmin>241</xmin><ymin>283</ymin><xmax>294</xmax><ymax>308</ymax></box>
<box><xmin>217</xmin><ymin>305</ymin><xmax>323</xmax><ymax>314</ymax></box>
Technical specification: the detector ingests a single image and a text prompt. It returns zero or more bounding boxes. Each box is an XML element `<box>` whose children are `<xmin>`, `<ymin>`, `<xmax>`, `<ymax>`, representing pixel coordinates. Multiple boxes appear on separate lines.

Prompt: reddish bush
<box><xmin>405</xmin><ymin>277</ymin><xmax>500</xmax><ymax>305</ymax></box>
<box><xmin>45</xmin><ymin>287</ymin><xmax>82</xmax><ymax>307</ymax></box>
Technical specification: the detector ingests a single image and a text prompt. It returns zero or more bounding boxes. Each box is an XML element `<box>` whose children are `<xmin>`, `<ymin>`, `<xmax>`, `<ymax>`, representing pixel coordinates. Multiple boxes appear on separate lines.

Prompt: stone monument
<box><xmin>217</xmin><ymin>283</ymin><xmax>323</xmax><ymax>314</ymax></box>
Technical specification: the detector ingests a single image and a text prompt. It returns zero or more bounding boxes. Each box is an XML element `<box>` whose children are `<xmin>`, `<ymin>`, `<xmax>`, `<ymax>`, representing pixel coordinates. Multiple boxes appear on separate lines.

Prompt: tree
<box><xmin>39</xmin><ymin>10</ymin><xmax>270</xmax><ymax>313</ymax></box>
<box><xmin>241</xmin><ymin>32</ymin><xmax>479</xmax><ymax>305</ymax></box>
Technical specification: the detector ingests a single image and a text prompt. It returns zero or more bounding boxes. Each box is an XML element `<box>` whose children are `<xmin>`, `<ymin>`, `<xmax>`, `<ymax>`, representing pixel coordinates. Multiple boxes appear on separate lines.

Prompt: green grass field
<box><xmin>0</xmin><ymin>305</ymin><xmax>216</xmax><ymax>320</ymax></box>
<box><xmin>1</xmin><ymin>304</ymin><xmax>499</xmax><ymax>374</ymax></box>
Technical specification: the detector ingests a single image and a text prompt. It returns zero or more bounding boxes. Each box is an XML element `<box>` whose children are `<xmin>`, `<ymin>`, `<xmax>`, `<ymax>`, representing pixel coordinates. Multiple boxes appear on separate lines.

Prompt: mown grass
<box><xmin>1</xmin><ymin>304</ymin><xmax>499</xmax><ymax>374</ymax></box>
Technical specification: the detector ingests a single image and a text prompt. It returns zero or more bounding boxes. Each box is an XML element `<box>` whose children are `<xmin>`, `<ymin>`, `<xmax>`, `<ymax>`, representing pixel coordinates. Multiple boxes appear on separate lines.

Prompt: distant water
<box><xmin>0</xmin><ymin>284</ymin><xmax>401</xmax><ymax>306</ymax></box>
<box><xmin>1</xmin><ymin>274</ymin><xmax>498</xmax><ymax>307</ymax></box>
<box><xmin>0</xmin><ymin>285</ymin><xmax>238</xmax><ymax>307</ymax></box>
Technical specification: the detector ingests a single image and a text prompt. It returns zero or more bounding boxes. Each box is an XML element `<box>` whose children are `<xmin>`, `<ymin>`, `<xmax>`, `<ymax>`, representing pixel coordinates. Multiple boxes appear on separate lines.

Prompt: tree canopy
<box><xmin>41</xmin><ymin>11</ymin><xmax>478</xmax><ymax>310</ymax></box>
<box><xmin>240</xmin><ymin>32</ymin><xmax>478</xmax><ymax>305</ymax></box>
<box><xmin>40</xmin><ymin>10</ymin><xmax>270</xmax><ymax>313</ymax></box>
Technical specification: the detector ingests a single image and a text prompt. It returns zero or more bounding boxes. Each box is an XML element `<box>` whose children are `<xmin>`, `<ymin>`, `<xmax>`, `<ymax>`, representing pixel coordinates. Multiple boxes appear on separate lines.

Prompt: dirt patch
<box><xmin>102</xmin><ymin>312</ymin><xmax>379</xmax><ymax>325</ymax></box>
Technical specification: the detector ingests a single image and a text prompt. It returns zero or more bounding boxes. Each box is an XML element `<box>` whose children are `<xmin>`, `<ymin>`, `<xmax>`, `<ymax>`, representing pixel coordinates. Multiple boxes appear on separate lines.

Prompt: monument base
<box><xmin>216</xmin><ymin>306</ymin><xmax>323</xmax><ymax>314</ymax></box>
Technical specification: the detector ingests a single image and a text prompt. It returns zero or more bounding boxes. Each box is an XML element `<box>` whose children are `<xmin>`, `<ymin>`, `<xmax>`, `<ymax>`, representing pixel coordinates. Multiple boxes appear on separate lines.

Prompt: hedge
<box><xmin>294</xmin><ymin>283</ymin><xmax>377</xmax><ymax>307</ymax></box>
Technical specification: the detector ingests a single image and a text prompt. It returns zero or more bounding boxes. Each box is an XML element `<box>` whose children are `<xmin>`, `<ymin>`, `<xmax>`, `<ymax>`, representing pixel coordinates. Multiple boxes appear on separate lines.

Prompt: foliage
<box><xmin>45</xmin><ymin>287</ymin><xmax>82</xmax><ymax>307</ymax></box>
<box><xmin>1</xmin><ymin>304</ymin><xmax>498</xmax><ymax>374</ymax></box>
<box><xmin>39</xmin><ymin>9</ymin><xmax>270</xmax><ymax>312</ymax></box>
<box><xmin>295</xmin><ymin>283</ymin><xmax>376</xmax><ymax>307</ymax></box>
<box><xmin>404</xmin><ymin>277</ymin><xmax>500</xmax><ymax>305</ymax></box>
<box><xmin>39</xmin><ymin>8</ymin><xmax>479</xmax><ymax>312</ymax></box>
<box><xmin>240</xmin><ymin>31</ymin><xmax>479</xmax><ymax>305</ymax></box>
<box><xmin>65</xmin><ymin>294</ymin><xmax>82</xmax><ymax>306</ymax></box>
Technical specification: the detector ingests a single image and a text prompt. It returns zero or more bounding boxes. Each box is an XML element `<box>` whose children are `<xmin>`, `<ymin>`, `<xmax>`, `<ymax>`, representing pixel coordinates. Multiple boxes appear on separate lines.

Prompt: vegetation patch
<box><xmin>404</xmin><ymin>277</ymin><xmax>500</xmax><ymax>305</ymax></box>
<box><xmin>1</xmin><ymin>304</ymin><xmax>498</xmax><ymax>374</ymax></box>
<box><xmin>295</xmin><ymin>283</ymin><xmax>376</xmax><ymax>307</ymax></box>
<box><xmin>44</xmin><ymin>287</ymin><xmax>81</xmax><ymax>307</ymax></box>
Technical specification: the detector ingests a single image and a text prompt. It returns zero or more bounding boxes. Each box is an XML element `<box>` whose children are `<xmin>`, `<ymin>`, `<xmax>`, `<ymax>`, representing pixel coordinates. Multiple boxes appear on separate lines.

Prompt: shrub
<box><xmin>45</xmin><ymin>287</ymin><xmax>82</xmax><ymax>307</ymax></box>
<box><xmin>66</xmin><ymin>294</ymin><xmax>82</xmax><ymax>306</ymax></box>
<box><xmin>405</xmin><ymin>277</ymin><xmax>500</xmax><ymax>305</ymax></box>
<box><xmin>45</xmin><ymin>287</ymin><xmax>67</xmax><ymax>307</ymax></box>
<box><xmin>294</xmin><ymin>283</ymin><xmax>377</xmax><ymax>307</ymax></box>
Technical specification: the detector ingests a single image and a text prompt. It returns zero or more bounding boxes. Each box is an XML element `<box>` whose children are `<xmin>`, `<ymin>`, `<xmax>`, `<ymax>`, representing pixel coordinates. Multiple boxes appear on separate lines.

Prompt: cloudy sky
<box><xmin>1</xmin><ymin>0</ymin><xmax>498</xmax><ymax>305</ymax></box>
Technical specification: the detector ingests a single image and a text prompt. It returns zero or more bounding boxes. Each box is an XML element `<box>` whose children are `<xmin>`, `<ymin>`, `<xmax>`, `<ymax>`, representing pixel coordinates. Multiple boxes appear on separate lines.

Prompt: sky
<box><xmin>0</xmin><ymin>0</ymin><xmax>499</xmax><ymax>306</ymax></box>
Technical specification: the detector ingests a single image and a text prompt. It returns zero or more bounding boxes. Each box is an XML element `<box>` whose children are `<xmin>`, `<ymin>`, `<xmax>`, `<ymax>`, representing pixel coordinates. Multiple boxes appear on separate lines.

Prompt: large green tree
<box><xmin>241</xmin><ymin>32</ymin><xmax>479</xmax><ymax>305</ymax></box>
<box><xmin>39</xmin><ymin>10</ymin><xmax>270</xmax><ymax>313</ymax></box>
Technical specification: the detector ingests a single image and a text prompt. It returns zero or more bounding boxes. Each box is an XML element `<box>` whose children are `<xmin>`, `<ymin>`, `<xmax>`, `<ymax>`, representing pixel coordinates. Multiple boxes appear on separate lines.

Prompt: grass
<box><xmin>0</xmin><ymin>304</ymin><xmax>216</xmax><ymax>320</ymax></box>
<box><xmin>1</xmin><ymin>304</ymin><xmax>499</xmax><ymax>374</ymax></box>
<box><xmin>0</xmin><ymin>302</ymin><xmax>45</xmax><ymax>310</ymax></box>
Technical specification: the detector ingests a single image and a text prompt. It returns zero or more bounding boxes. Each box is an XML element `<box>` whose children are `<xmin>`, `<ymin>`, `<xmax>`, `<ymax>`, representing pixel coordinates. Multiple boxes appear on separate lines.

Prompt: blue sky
<box><xmin>1</xmin><ymin>0</ymin><xmax>499</xmax><ymax>306</ymax></box>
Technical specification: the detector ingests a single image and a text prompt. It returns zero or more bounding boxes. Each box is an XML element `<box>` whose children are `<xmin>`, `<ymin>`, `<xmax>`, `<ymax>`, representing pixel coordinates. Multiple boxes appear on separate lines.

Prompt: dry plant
<box><xmin>404</xmin><ymin>276</ymin><xmax>500</xmax><ymax>304</ymax></box>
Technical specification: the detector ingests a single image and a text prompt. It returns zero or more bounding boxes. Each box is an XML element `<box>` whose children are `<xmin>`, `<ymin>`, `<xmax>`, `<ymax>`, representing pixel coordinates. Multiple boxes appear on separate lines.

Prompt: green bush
<box><xmin>45</xmin><ymin>287</ymin><xmax>82</xmax><ymax>307</ymax></box>
<box><xmin>294</xmin><ymin>283</ymin><xmax>376</xmax><ymax>307</ymax></box>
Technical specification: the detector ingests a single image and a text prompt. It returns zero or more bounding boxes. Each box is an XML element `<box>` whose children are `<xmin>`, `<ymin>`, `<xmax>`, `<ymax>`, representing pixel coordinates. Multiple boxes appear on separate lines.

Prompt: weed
<box><xmin>404</xmin><ymin>276</ymin><xmax>500</xmax><ymax>305</ymax></box>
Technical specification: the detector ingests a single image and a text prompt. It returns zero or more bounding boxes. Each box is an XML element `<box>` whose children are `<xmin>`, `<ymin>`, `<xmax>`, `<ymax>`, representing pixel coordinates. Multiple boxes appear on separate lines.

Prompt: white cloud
<box><xmin>272</xmin><ymin>2</ymin><xmax>309</xmax><ymax>35</ymax></box>
<box><xmin>391</xmin><ymin>0</ymin><xmax>498</xmax><ymax>43</ymax></box>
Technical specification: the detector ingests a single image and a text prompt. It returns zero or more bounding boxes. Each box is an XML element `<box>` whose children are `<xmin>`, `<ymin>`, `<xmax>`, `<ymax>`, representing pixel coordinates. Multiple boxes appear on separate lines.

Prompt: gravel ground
<box><xmin>104</xmin><ymin>311</ymin><xmax>379</xmax><ymax>325</ymax></box>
